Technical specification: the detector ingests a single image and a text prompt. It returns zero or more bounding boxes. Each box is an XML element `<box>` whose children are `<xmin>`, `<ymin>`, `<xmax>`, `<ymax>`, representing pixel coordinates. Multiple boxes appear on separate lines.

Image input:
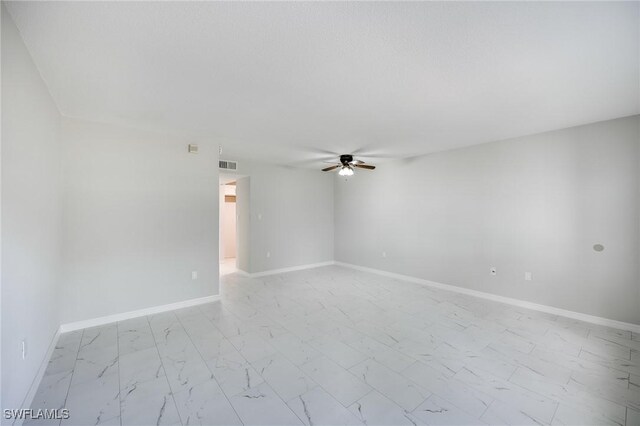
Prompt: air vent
<box><xmin>219</xmin><ymin>160</ymin><xmax>238</xmax><ymax>170</ymax></box>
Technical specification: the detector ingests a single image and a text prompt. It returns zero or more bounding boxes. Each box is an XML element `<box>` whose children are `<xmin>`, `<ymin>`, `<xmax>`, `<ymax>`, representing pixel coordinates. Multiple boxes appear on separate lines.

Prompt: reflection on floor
<box><xmin>28</xmin><ymin>266</ymin><xmax>640</xmax><ymax>425</ymax></box>
<box><xmin>220</xmin><ymin>257</ymin><xmax>237</xmax><ymax>276</ymax></box>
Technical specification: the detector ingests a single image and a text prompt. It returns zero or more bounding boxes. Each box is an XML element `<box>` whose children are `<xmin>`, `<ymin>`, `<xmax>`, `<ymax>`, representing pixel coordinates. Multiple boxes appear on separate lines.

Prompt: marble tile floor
<box><xmin>220</xmin><ymin>258</ymin><xmax>237</xmax><ymax>276</ymax></box>
<box><xmin>26</xmin><ymin>266</ymin><xmax>640</xmax><ymax>425</ymax></box>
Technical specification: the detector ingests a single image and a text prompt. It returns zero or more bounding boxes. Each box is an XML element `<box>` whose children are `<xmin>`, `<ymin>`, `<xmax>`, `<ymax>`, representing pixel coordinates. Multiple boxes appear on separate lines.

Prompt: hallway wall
<box><xmin>230</xmin><ymin>161</ymin><xmax>334</xmax><ymax>274</ymax></box>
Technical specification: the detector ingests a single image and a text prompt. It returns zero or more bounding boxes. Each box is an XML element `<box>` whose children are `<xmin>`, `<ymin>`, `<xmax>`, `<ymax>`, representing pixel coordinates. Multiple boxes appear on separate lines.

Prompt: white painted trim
<box><xmin>59</xmin><ymin>294</ymin><xmax>220</xmax><ymax>333</ymax></box>
<box><xmin>240</xmin><ymin>261</ymin><xmax>335</xmax><ymax>278</ymax></box>
<box><xmin>14</xmin><ymin>294</ymin><xmax>221</xmax><ymax>422</ymax></box>
<box><xmin>15</xmin><ymin>328</ymin><xmax>61</xmax><ymax>426</ymax></box>
<box><xmin>335</xmin><ymin>261</ymin><xmax>640</xmax><ymax>333</ymax></box>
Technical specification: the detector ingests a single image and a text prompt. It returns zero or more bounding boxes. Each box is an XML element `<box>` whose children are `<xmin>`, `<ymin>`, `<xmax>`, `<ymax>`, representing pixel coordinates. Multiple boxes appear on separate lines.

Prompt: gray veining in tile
<box><xmin>412</xmin><ymin>394</ymin><xmax>486</xmax><ymax>425</ymax></box>
<box><xmin>251</xmin><ymin>353</ymin><xmax>317</xmax><ymax>402</ymax></box>
<box><xmin>347</xmin><ymin>390</ymin><xmax>420</xmax><ymax>426</ymax></box>
<box><xmin>172</xmin><ymin>379</ymin><xmax>241</xmax><ymax>426</ymax></box>
<box><xmin>288</xmin><ymin>387</ymin><xmax>362</xmax><ymax>426</ymax></box>
<box><xmin>28</xmin><ymin>266</ymin><xmax>640</xmax><ymax>426</ymax></box>
<box><xmin>228</xmin><ymin>382</ymin><xmax>302</xmax><ymax>425</ymax></box>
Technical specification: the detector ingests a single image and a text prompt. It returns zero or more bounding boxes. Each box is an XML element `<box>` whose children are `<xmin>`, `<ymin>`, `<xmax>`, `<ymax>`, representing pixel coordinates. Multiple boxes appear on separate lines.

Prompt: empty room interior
<box><xmin>1</xmin><ymin>1</ymin><xmax>640</xmax><ymax>426</ymax></box>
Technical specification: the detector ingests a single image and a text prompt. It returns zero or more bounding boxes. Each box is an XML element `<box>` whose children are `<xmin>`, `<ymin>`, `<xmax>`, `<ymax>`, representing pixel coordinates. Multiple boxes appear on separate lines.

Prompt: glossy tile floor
<box><xmin>29</xmin><ymin>266</ymin><xmax>640</xmax><ymax>425</ymax></box>
<box><xmin>220</xmin><ymin>258</ymin><xmax>237</xmax><ymax>276</ymax></box>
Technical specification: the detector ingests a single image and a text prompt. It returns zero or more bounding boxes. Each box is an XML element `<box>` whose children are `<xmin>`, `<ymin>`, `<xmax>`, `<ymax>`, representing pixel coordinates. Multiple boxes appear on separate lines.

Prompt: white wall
<box><xmin>335</xmin><ymin>116</ymin><xmax>640</xmax><ymax>325</ymax></box>
<box><xmin>236</xmin><ymin>177</ymin><xmax>251</xmax><ymax>273</ymax></box>
<box><xmin>222</xmin><ymin>200</ymin><xmax>236</xmax><ymax>259</ymax></box>
<box><xmin>1</xmin><ymin>6</ymin><xmax>62</xmax><ymax>412</ymax></box>
<box><xmin>219</xmin><ymin>187</ymin><xmax>225</xmax><ymax>260</ymax></box>
<box><xmin>229</xmin><ymin>161</ymin><xmax>334</xmax><ymax>273</ymax></box>
<box><xmin>60</xmin><ymin>118</ymin><xmax>219</xmax><ymax>324</ymax></box>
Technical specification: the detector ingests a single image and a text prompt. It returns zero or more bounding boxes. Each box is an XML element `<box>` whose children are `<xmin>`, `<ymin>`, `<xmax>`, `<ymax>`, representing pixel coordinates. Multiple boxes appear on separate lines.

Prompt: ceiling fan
<box><xmin>321</xmin><ymin>154</ymin><xmax>376</xmax><ymax>176</ymax></box>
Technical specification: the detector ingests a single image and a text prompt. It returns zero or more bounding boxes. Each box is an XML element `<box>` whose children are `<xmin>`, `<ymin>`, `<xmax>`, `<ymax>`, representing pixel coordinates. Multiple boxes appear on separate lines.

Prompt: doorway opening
<box><xmin>219</xmin><ymin>179</ymin><xmax>237</xmax><ymax>275</ymax></box>
<box><xmin>219</xmin><ymin>174</ymin><xmax>249</xmax><ymax>276</ymax></box>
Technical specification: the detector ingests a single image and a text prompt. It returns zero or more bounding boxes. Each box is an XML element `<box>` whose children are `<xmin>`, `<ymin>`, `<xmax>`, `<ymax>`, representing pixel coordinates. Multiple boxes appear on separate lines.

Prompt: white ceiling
<box><xmin>6</xmin><ymin>1</ymin><xmax>639</xmax><ymax>167</ymax></box>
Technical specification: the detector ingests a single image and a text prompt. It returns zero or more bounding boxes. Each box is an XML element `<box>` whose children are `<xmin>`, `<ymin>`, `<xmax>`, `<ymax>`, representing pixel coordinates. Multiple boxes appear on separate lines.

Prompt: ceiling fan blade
<box><xmin>354</xmin><ymin>164</ymin><xmax>376</xmax><ymax>170</ymax></box>
<box><xmin>322</xmin><ymin>164</ymin><xmax>341</xmax><ymax>172</ymax></box>
<box><xmin>349</xmin><ymin>160</ymin><xmax>364</xmax><ymax>165</ymax></box>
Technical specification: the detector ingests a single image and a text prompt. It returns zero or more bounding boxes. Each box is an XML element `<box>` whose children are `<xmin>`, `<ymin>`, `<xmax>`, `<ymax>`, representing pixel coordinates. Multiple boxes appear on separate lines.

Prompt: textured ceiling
<box><xmin>6</xmin><ymin>1</ymin><xmax>639</xmax><ymax>167</ymax></box>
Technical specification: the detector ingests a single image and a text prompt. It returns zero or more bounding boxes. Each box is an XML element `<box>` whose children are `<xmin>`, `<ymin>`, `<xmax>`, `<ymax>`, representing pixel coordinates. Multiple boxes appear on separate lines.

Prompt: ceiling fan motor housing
<box><xmin>340</xmin><ymin>154</ymin><xmax>353</xmax><ymax>165</ymax></box>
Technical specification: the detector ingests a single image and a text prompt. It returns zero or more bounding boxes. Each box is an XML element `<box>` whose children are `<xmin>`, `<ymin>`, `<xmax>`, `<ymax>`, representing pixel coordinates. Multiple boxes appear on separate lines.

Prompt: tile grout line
<box><xmin>39</xmin><ymin>267</ymin><xmax>640</xmax><ymax>425</ymax></box>
<box><xmin>145</xmin><ymin>314</ymin><xmax>184</xmax><ymax>426</ymax></box>
<box><xmin>477</xmin><ymin>398</ymin><xmax>494</xmax><ymax>421</ymax></box>
<box><xmin>549</xmin><ymin>399</ymin><xmax>561</xmax><ymax>425</ymax></box>
<box><xmin>115</xmin><ymin>323</ymin><xmax>122</xmax><ymax>426</ymax></box>
<box><xmin>349</xmin><ymin>387</ymin><xmax>419</xmax><ymax>425</ymax></box>
<box><xmin>59</xmin><ymin>329</ymin><xmax>84</xmax><ymax>426</ymax></box>
<box><xmin>403</xmin><ymin>360</ymin><xmax>494</xmax><ymax>421</ymax></box>
<box><xmin>203</xmin><ymin>299</ymin><xmax>371</xmax><ymax>421</ymax></box>
<box><xmin>175</xmin><ymin>309</ymin><xmax>247</xmax><ymax>425</ymax></box>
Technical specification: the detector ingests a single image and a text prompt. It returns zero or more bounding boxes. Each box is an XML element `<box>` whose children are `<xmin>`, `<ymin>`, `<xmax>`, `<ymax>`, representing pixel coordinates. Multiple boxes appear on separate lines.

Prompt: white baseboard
<box><xmin>236</xmin><ymin>269</ymin><xmax>251</xmax><ymax>277</ymax></box>
<box><xmin>238</xmin><ymin>261</ymin><xmax>335</xmax><ymax>278</ymax></box>
<box><xmin>15</xmin><ymin>327</ymin><xmax>61</xmax><ymax>426</ymax></box>
<box><xmin>14</xmin><ymin>294</ymin><xmax>220</xmax><ymax>424</ymax></box>
<box><xmin>335</xmin><ymin>261</ymin><xmax>640</xmax><ymax>333</ymax></box>
<box><xmin>59</xmin><ymin>294</ymin><xmax>220</xmax><ymax>333</ymax></box>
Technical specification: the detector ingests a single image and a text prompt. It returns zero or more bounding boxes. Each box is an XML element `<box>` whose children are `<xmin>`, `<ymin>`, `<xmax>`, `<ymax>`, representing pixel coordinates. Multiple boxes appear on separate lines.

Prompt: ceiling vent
<box><xmin>219</xmin><ymin>160</ymin><xmax>238</xmax><ymax>171</ymax></box>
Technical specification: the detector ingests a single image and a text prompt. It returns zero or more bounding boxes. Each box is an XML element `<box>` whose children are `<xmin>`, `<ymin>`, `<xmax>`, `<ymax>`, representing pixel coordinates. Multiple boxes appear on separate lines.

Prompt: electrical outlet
<box><xmin>191</xmin><ymin>271</ymin><xmax>198</xmax><ymax>280</ymax></box>
<box><xmin>490</xmin><ymin>267</ymin><xmax>497</xmax><ymax>276</ymax></box>
<box><xmin>21</xmin><ymin>340</ymin><xmax>26</xmax><ymax>360</ymax></box>
<box><xmin>266</xmin><ymin>251</ymin><xmax>271</xmax><ymax>258</ymax></box>
<box><xmin>525</xmin><ymin>272</ymin><xmax>532</xmax><ymax>281</ymax></box>
<box><xmin>382</xmin><ymin>251</ymin><xmax>387</xmax><ymax>258</ymax></box>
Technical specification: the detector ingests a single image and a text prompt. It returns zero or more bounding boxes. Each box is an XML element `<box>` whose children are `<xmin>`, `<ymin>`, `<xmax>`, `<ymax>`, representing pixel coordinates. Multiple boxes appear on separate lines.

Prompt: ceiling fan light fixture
<box><xmin>338</xmin><ymin>165</ymin><xmax>354</xmax><ymax>177</ymax></box>
<box><xmin>321</xmin><ymin>154</ymin><xmax>374</xmax><ymax>174</ymax></box>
